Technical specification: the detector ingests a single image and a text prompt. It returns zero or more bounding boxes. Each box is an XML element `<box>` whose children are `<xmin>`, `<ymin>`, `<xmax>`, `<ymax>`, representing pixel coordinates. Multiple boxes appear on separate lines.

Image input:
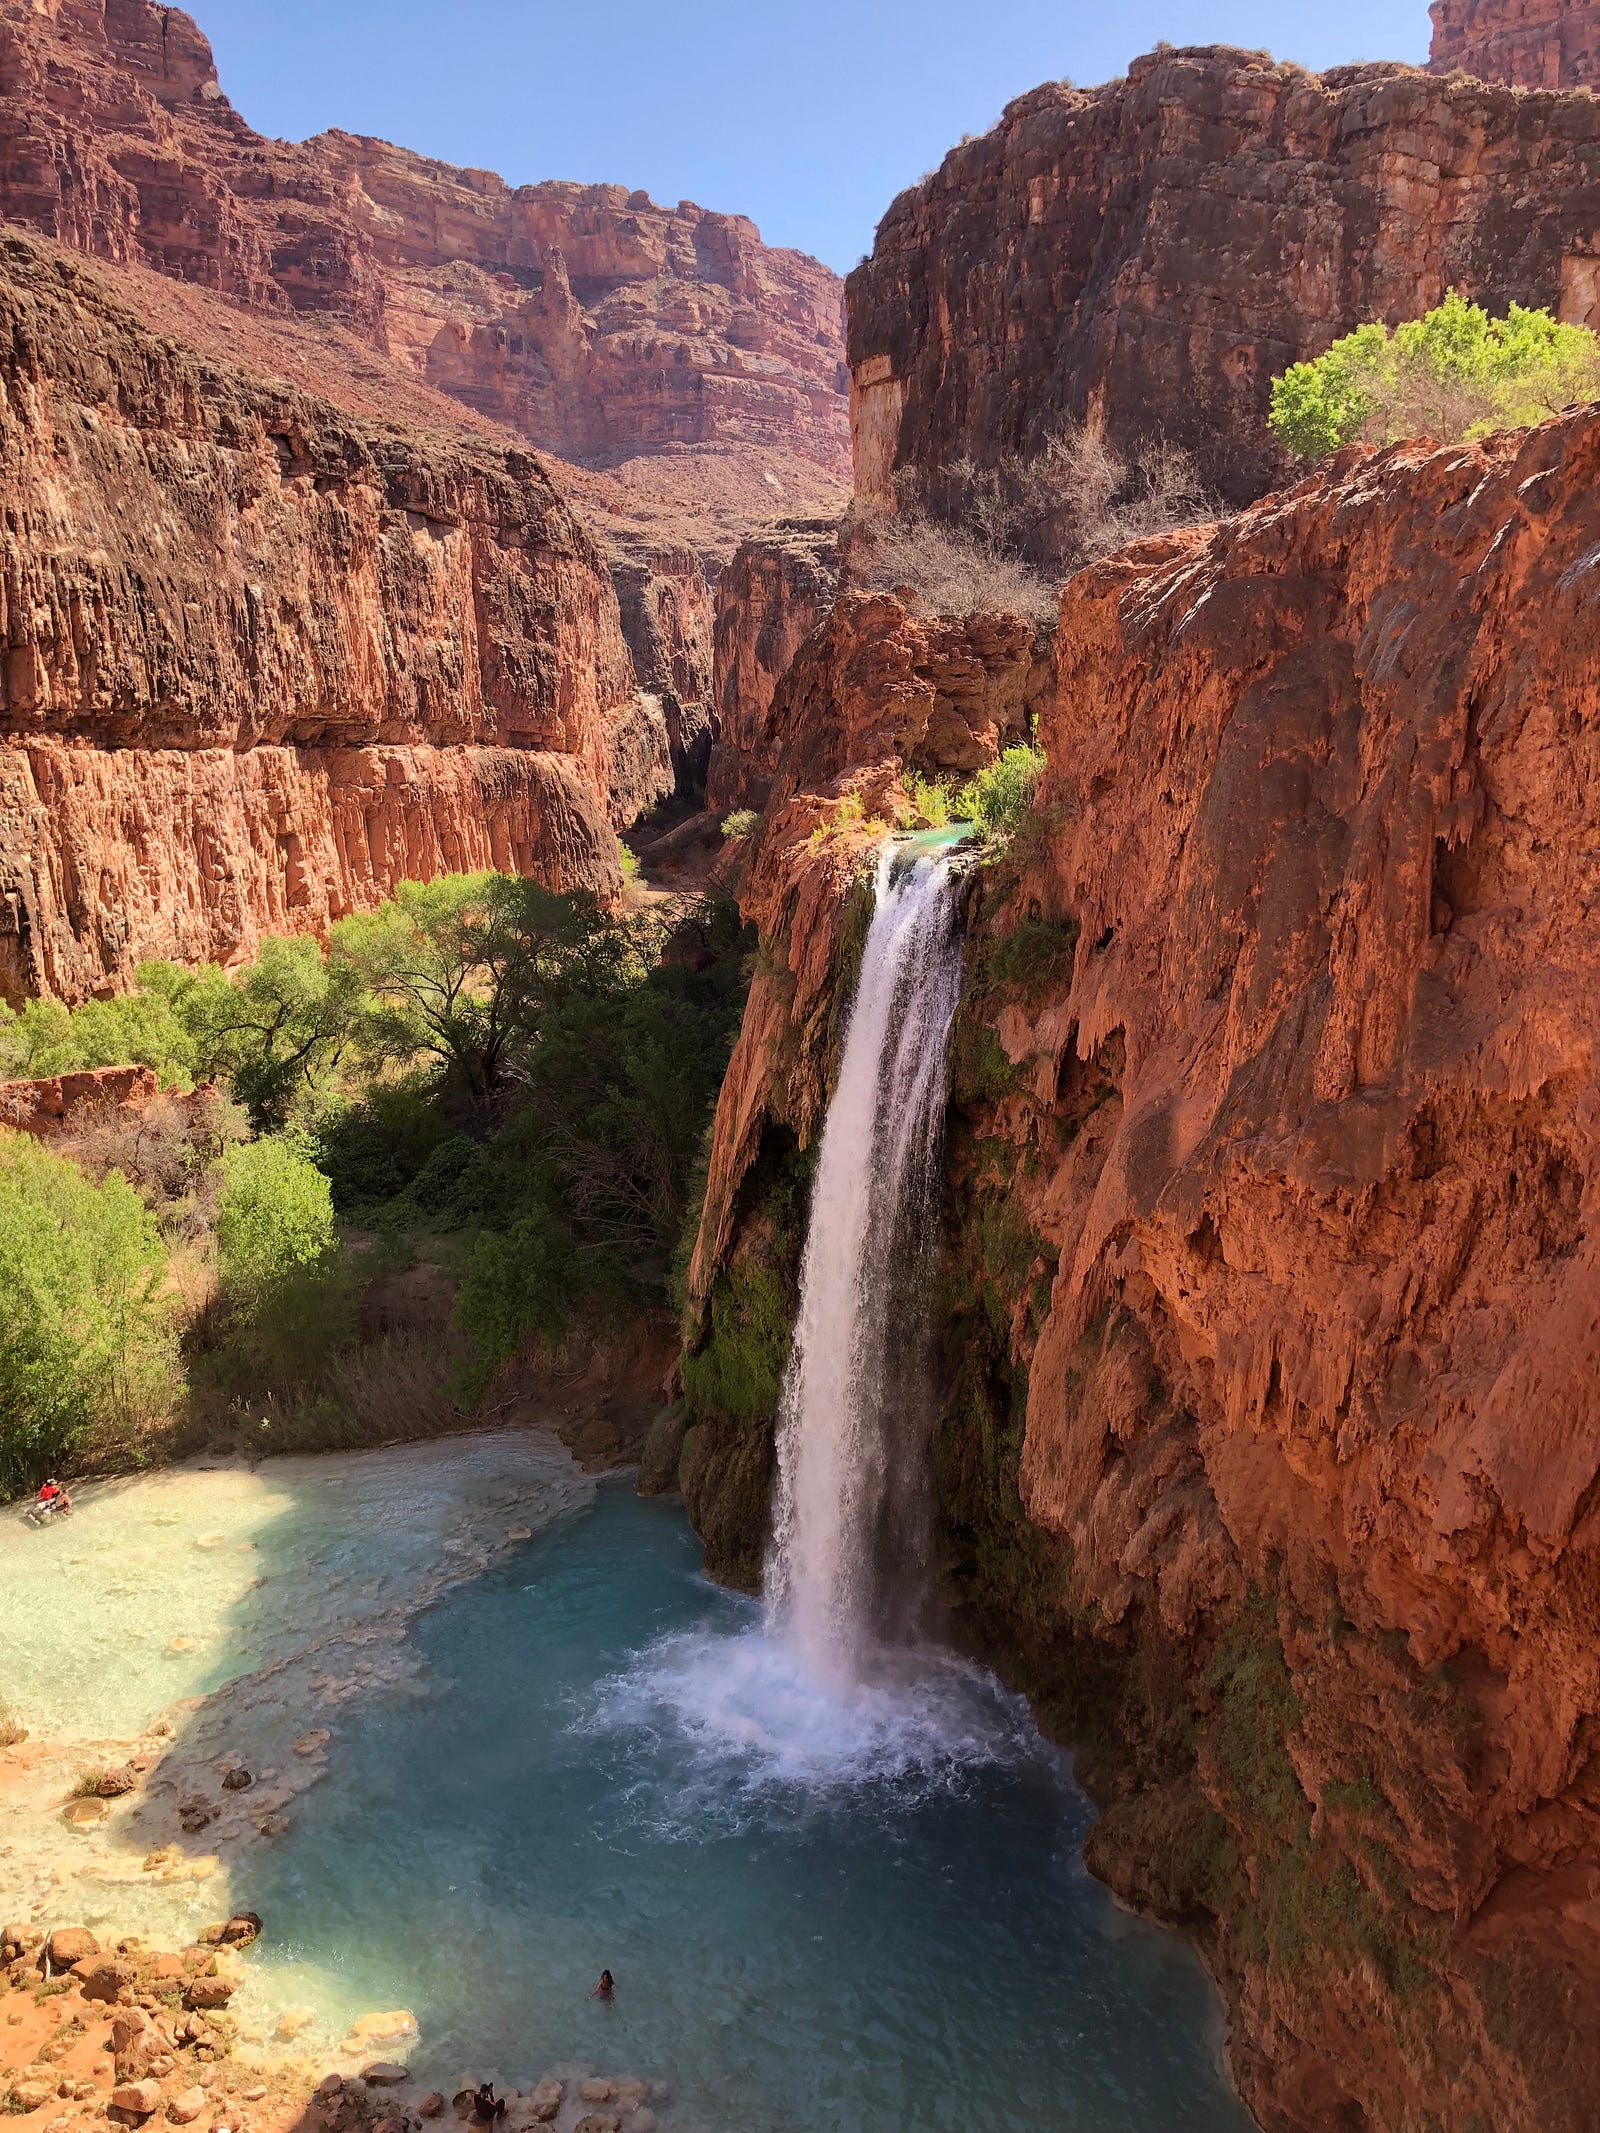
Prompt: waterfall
<box><xmin>765</xmin><ymin>843</ymin><xmax>964</xmax><ymax>1688</ymax></box>
<box><xmin>608</xmin><ymin>834</ymin><xmax>1026</xmax><ymax>1797</ymax></box>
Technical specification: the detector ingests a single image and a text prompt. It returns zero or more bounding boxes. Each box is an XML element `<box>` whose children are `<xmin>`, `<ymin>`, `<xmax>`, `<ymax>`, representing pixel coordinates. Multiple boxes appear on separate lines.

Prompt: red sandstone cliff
<box><xmin>0</xmin><ymin>0</ymin><xmax>849</xmax><ymax>478</ymax></box>
<box><xmin>704</xmin><ymin>520</ymin><xmax>839</xmax><ymax>814</ymax></box>
<box><xmin>1431</xmin><ymin>0</ymin><xmax>1600</xmax><ymax>88</ymax></box>
<box><xmin>0</xmin><ymin>0</ymin><xmax>852</xmax><ymax>798</ymax></box>
<box><xmin>846</xmin><ymin>46</ymin><xmax>1600</xmax><ymax>509</ymax></box>
<box><xmin>684</xmin><ymin>403</ymin><xmax>1600</xmax><ymax>2129</ymax></box>
<box><xmin>0</xmin><ymin>230</ymin><xmax>645</xmax><ymax>1003</ymax></box>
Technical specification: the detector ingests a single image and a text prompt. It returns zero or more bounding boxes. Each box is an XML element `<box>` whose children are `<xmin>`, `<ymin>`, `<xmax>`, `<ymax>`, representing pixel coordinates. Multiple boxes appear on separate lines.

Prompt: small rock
<box><xmin>257</xmin><ymin>1814</ymin><xmax>290</xmax><ymax>1837</ymax></box>
<box><xmin>291</xmin><ymin>1731</ymin><xmax>331</xmax><ymax>1757</ymax></box>
<box><xmin>579</xmin><ymin>2082</ymin><xmax>615</xmax><ymax>2106</ymax></box>
<box><xmin>61</xmin><ymin>1797</ymin><xmax>108</xmax><ymax>1831</ymax></box>
<box><xmin>345</xmin><ymin>2011</ymin><xmax>417</xmax><ymax>2046</ymax></box>
<box><xmin>182</xmin><ymin>1977</ymin><xmax>234</xmax><ymax>2011</ymax></box>
<box><xmin>168</xmin><ymin>1638</ymin><xmax>197</xmax><ymax>1655</ymax></box>
<box><xmin>111</xmin><ymin>2079</ymin><xmax>163</xmax><ymax>2117</ymax></box>
<box><xmin>361</xmin><ymin>2066</ymin><xmax>410</xmax><ymax>2089</ymax></box>
<box><xmin>315</xmin><ymin>2076</ymin><xmax>343</xmax><ymax>2101</ymax></box>
<box><xmin>180</xmin><ymin>1811</ymin><xmax>213</xmax><ymax>1836</ymax></box>
<box><xmin>219</xmin><ymin>1769</ymin><xmax>252</xmax><ymax>1793</ymax></box>
<box><xmin>241</xmin><ymin>2090</ymin><xmax>266</xmax><ymax>2105</ymax></box>
<box><xmin>45</xmin><ymin>1927</ymin><xmax>99</xmax><ymax>1972</ymax></box>
<box><xmin>97</xmin><ymin>1765</ymin><xmax>138</xmax><ymax>1798</ymax></box>
<box><xmin>272</xmin><ymin>2007</ymin><xmax>315</xmax><ymax>2042</ymax></box>
<box><xmin>505</xmin><ymin>1527</ymin><xmax>532</xmax><ymax>1542</ymax></box>
<box><xmin>8</xmin><ymin>2078</ymin><xmax>54</xmax><ymax>2112</ymax></box>
<box><xmin>373</xmin><ymin>2118</ymin><xmax>408</xmax><ymax>2133</ymax></box>
<box><xmin>167</xmin><ymin>2089</ymin><xmax>206</xmax><ymax>2124</ymax></box>
<box><xmin>524</xmin><ymin>2082</ymin><xmax>562</xmax><ymax>2124</ymax></box>
<box><xmin>73</xmin><ymin>1958</ymin><xmax>133</xmax><ymax>2003</ymax></box>
<box><xmin>573</xmin><ymin>2117</ymin><xmax>622</xmax><ymax>2133</ymax></box>
<box><xmin>417</xmin><ymin>2096</ymin><xmax>446</xmax><ymax>2120</ymax></box>
<box><xmin>148</xmin><ymin>1955</ymin><xmax>186</xmax><ymax>1982</ymax></box>
<box><xmin>142</xmin><ymin>1847</ymin><xmax>180</xmax><ymax>1874</ymax></box>
<box><xmin>194</xmin><ymin>1535</ymin><xmax>227</xmax><ymax>1551</ymax></box>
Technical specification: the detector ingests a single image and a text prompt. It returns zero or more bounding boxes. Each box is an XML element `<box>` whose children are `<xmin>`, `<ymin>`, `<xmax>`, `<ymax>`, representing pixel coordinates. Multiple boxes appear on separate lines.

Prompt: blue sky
<box><xmin>199</xmin><ymin>1</ymin><xmax>1432</xmax><ymax>273</ymax></box>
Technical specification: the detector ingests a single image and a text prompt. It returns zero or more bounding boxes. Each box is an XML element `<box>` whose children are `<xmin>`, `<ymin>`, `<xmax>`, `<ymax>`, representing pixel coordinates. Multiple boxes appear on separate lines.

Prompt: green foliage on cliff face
<box><xmin>682</xmin><ymin>1263</ymin><xmax>793</xmax><ymax>1429</ymax></box>
<box><xmin>1269</xmin><ymin>293</ymin><xmax>1600</xmax><ymax>462</ymax></box>
<box><xmin>0</xmin><ymin>1136</ymin><xmax>176</xmax><ymax>1495</ymax></box>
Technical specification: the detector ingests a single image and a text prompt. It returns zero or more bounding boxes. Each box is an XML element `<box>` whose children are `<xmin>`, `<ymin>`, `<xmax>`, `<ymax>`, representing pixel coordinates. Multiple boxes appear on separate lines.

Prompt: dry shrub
<box><xmin>847</xmin><ymin>507</ymin><xmax>1060</xmax><ymax>624</ymax></box>
<box><xmin>57</xmin><ymin>1087</ymin><xmax>248</xmax><ymax>1246</ymax></box>
<box><xmin>890</xmin><ymin>415</ymin><xmax>1219</xmax><ymax>588</ymax></box>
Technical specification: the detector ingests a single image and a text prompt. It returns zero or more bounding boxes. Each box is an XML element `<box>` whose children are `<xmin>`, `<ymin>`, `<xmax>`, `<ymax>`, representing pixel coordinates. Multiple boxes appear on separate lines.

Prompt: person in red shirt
<box><xmin>35</xmin><ymin>1478</ymin><xmax>71</xmax><ymax>1518</ymax></box>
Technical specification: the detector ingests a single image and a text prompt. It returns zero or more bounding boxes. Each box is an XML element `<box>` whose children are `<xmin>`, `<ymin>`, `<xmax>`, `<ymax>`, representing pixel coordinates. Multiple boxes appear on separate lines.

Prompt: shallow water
<box><xmin>222</xmin><ymin>1482</ymin><xmax>1254</xmax><ymax>2133</ymax></box>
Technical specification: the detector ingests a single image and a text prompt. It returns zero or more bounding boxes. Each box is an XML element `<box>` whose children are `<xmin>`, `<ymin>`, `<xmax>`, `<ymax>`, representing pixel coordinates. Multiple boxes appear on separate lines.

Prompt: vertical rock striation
<box><xmin>705</xmin><ymin>520</ymin><xmax>839</xmax><ymax>813</ymax></box>
<box><xmin>0</xmin><ymin>231</ymin><xmax>639</xmax><ymax>1001</ymax></box>
<box><xmin>1431</xmin><ymin>0</ymin><xmax>1600</xmax><ymax>89</ymax></box>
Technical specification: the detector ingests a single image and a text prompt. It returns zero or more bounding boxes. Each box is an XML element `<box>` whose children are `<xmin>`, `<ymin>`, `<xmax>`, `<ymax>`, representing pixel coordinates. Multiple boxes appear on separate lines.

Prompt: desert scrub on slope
<box><xmin>1270</xmin><ymin>293</ymin><xmax>1600</xmax><ymax>461</ymax></box>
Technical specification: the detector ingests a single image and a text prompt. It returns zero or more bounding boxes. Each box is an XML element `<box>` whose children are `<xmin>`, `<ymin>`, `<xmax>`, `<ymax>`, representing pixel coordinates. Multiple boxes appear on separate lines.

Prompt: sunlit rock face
<box><xmin>0</xmin><ymin>0</ymin><xmax>850</xmax><ymax>476</ymax></box>
<box><xmin>0</xmin><ymin>229</ymin><xmax>647</xmax><ymax>1003</ymax></box>
<box><xmin>846</xmin><ymin>44</ymin><xmax>1600</xmax><ymax>508</ymax></box>
<box><xmin>1430</xmin><ymin>0</ymin><xmax>1600</xmax><ymax>88</ymax></box>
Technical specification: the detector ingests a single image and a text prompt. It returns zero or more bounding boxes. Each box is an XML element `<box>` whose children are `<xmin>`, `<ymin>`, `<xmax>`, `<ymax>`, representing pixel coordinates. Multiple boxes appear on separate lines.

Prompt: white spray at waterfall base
<box><xmin>595</xmin><ymin>844</ymin><xmax>1036</xmax><ymax>1804</ymax></box>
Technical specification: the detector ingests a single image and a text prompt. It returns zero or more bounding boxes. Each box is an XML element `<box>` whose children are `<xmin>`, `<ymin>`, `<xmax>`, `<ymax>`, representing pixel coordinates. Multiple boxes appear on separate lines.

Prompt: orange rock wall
<box><xmin>0</xmin><ymin>230</ymin><xmax>637</xmax><ymax>1001</ymax></box>
<box><xmin>0</xmin><ymin>0</ymin><xmax>849</xmax><ymax>476</ymax></box>
<box><xmin>846</xmin><ymin>46</ymin><xmax>1600</xmax><ymax>506</ymax></box>
<box><xmin>705</xmin><ymin>520</ymin><xmax>838</xmax><ymax>814</ymax></box>
<box><xmin>1431</xmin><ymin>0</ymin><xmax>1600</xmax><ymax>87</ymax></box>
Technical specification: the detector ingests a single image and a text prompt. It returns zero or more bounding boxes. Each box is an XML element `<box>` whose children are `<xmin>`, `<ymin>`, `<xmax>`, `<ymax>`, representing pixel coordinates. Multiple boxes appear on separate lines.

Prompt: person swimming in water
<box><xmin>591</xmin><ymin>1970</ymin><xmax>614</xmax><ymax>2001</ymax></box>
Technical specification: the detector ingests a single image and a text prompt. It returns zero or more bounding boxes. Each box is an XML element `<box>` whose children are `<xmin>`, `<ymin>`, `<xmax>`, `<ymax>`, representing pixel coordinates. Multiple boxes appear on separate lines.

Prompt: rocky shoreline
<box><xmin>1</xmin><ymin>1923</ymin><xmax>664</xmax><ymax>2133</ymax></box>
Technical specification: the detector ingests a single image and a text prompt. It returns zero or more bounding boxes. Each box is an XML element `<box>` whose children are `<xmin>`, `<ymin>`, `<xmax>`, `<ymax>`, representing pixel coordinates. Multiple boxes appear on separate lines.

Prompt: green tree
<box><xmin>330</xmin><ymin>873</ymin><xmax>636</xmax><ymax>1107</ymax></box>
<box><xmin>1269</xmin><ymin>294</ymin><xmax>1600</xmax><ymax>463</ymax></box>
<box><xmin>0</xmin><ymin>1135</ymin><xmax>176</xmax><ymax>1496</ymax></box>
<box><xmin>172</xmin><ymin>938</ymin><xmax>364</xmax><ymax>1129</ymax></box>
<box><xmin>0</xmin><ymin>978</ymin><xmax>195</xmax><ymax>1085</ymax></box>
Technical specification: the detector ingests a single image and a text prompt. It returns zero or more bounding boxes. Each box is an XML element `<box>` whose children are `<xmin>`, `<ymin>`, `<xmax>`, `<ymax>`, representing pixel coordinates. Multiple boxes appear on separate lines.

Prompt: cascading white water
<box><xmin>765</xmin><ymin>843</ymin><xmax>964</xmax><ymax>1687</ymax></box>
<box><xmin>607</xmin><ymin>834</ymin><xmax>1029</xmax><ymax>1794</ymax></box>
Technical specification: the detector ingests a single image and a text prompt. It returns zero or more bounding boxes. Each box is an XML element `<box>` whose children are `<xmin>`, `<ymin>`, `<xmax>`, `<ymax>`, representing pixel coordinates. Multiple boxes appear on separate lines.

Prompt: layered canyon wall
<box><xmin>846</xmin><ymin>46</ymin><xmax>1600</xmax><ymax>507</ymax></box>
<box><xmin>0</xmin><ymin>0</ymin><xmax>853</xmax><ymax>790</ymax></box>
<box><xmin>0</xmin><ymin>230</ymin><xmax>644</xmax><ymax>1002</ymax></box>
<box><xmin>704</xmin><ymin>520</ymin><xmax>839</xmax><ymax>813</ymax></box>
<box><xmin>1431</xmin><ymin>0</ymin><xmax>1600</xmax><ymax>89</ymax></box>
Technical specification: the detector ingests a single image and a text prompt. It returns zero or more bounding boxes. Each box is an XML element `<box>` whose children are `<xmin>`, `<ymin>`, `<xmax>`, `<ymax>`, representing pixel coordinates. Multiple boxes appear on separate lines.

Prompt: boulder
<box><xmin>0</xmin><ymin>1924</ymin><xmax>41</xmax><ymax>1962</ymax></box>
<box><xmin>579</xmin><ymin>2082</ymin><xmax>615</xmax><ymax>2105</ymax></box>
<box><xmin>315</xmin><ymin>2076</ymin><xmax>343</xmax><ymax>2100</ymax></box>
<box><xmin>111</xmin><ymin>2079</ymin><xmax>163</xmax><ymax>2117</ymax></box>
<box><xmin>7</xmin><ymin>2077</ymin><xmax>54</xmax><ymax>2112</ymax></box>
<box><xmin>61</xmin><ymin>1797</ymin><xmax>109</xmax><ymax>1830</ymax></box>
<box><xmin>345</xmin><ymin>2012</ymin><xmax>417</xmax><ymax>2047</ymax></box>
<box><xmin>272</xmin><ymin>2007</ymin><xmax>315</xmax><ymax>2042</ymax></box>
<box><xmin>611</xmin><ymin>2085</ymin><xmax>650</xmax><ymax>2112</ymax></box>
<box><xmin>417</xmin><ymin>2095</ymin><xmax>446</xmax><ymax>2119</ymax></box>
<box><xmin>573</xmin><ymin>2117</ymin><xmax>621</xmax><ymax>2133</ymax></box>
<box><xmin>182</xmin><ymin>1977</ymin><xmax>234</xmax><ymax>2011</ymax></box>
<box><xmin>291</xmin><ymin>1732</ymin><xmax>331</xmax><ymax>1757</ymax></box>
<box><xmin>167</xmin><ymin>2090</ymin><xmax>206</xmax><ymax>2125</ymax></box>
<box><xmin>73</xmin><ymin>1958</ymin><xmax>134</xmax><ymax>2002</ymax></box>
<box><xmin>361</xmin><ymin>2065</ymin><xmax>410</xmax><ymax>2088</ymax></box>
<box><xmin>525</xmin><ymin>2082</ymin><xmax>562</xmax><ymax>2124</ymax></box>
<box><xmin>219</xmin><ymin>1769</ymin><xmax>252</xmax><ymax>1793</ymax></box>
<box><xmin>624</xmin><ymin>2113</ymin><xmax>656</xmax><ymax>2133</ymax></box>
<box><xmin>198</xmin><ymin>1915</ymin><xmax>260</xmax><ymax>1948</ymax></box>
<box><xmin>45</xmin><ymin>1927</ymin><xmax>99</xmax><ymax>1971</ymax></box>
<box><xmin>97</xmin><ymin>1765</ymin><xmax>138</xmax><ymax>1797</ymax></box>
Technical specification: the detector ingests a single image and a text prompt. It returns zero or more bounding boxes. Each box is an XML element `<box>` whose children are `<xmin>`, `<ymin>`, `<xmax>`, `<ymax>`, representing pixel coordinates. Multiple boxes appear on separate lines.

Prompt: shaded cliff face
<box><xmin>683</xmin><ymin>405</ymin><xmax>1600</xmax><ymax>2131</ymax></box>
<box><xmin>0</xmin><ymin>231</ymin><xmax>639</xmax><ymax>1001</ymax></box>
<box><xmin>846</xmin><ymin>46</ymin><xmax>1600</xmax><ymax>506</ymax></box>
<box><xmin>704</xmin><ymin>520</ymin><xmax>839</xmax><ymax>814</ymax></box>
<box><xmin>0</xmin><ymin>0</ymin><xmax>849</xmax><ymax>476</ymax></box>
<box><xmin>1431</xmin><ymin>0</ymin><xmax>1600</xmax><ymax>88</ymax></box>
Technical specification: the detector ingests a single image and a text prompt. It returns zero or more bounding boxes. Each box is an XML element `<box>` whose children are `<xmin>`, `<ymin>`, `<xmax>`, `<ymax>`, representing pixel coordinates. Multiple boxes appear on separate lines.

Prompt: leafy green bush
<box><xmin>903</xmin><ymin>772</ymin><xmax>956</xmax><ymax>828</ymax></box>
<box><xmin>215</xmin><ymin>1137</ymin><xmax>337</xmax><ymax>1305</ymax></box>
<box><xmin>720</xmin><ymin>810</ymin><xmax>760</xmax><ymax>841</ymax></box>
<box><xmin>0</xmin><ymin>1135</ymin><xmax>176</xmax><ymax>1496</ymax></box>
<box><xmin>956</xmin><ymin>745</ymin><xmax>1045</xmax><ymax>840</ymax></box>
<box><xmin>1269</xmin><ymin>294</ymin><xmax>1600</xmax><ymax>463</ymax></box>
<box><xmin>0</xmin><ymin>977</ymin><xmax>195</xmax><ymax>1086</ymax></box>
